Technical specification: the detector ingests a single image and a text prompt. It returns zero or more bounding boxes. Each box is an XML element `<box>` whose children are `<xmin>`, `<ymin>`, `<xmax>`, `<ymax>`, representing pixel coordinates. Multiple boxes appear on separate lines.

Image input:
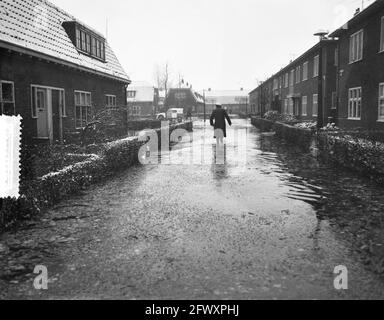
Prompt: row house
<box><xmin>249</xmin><ymin>39</ymin><xmax>338</xmax><ymax>124</ymax></box>
<box><xmin>330</xmin><ymin>0</ymin><xmax>384</xmax><ymax>129</ymax></box>
<box><xmin>0</xmin><ymin>0</ymin><xmax>130</xmax><ymax>143</ymax></box>
<box><xmin>250</xmin><ymin>0</ymin><xmax>384</xmax><ymax>130</ymax></box>
<box><xmin>127</xmin><ymin>81</ymin><xmax>159</xmax><ymax>117</ymax></box>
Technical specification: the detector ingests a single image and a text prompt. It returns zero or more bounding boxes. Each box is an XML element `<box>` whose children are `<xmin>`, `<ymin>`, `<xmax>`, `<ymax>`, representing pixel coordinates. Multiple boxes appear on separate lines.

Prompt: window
<box><xmin>288</xmin><ymin>99</ymin><xmax>294</xmax><ymax>115</ymax></box>
<box><xmin>284</xmin><ymin>99</ymin><xmax>288</xmax><ymax>114</ymax></box>
<box><xmin>334</xmin><ymin>48</ymin><xmax>339</xmax><ymax>66</ymax></box>
<box><xmin>105</xmin><ymin>95</ymin><xmax>116</xmax><ymax>108</ymax></box>
<box><xmin>76</xmin><ymin>29</ymin><xmax>81</xmax><ymax>49</ymax></box>
<box><xmin>273</xmin><ymin>78</ymin><xmax>279</xmax><ymax>90</ymax></box>
<box><xmin>0</xmin><ymin>81</ymin><xmax>15</xmax><ymax>115</ymax></box>
<box><xmin>379</xmin><ymin>83</ymin><xmax>384</xmax><ymax>120</ymax></box>
<box><xmin>132</xmin><ymin>106</ymin><xmax>141</xmax><ymax>115</ymax></box>
<box><xmin>175</xmin><ymin>92</ymin><xmax>187</xmax><ymax>100</ymax></box>
<box><xmin>381</xmin><ymin>17</ymin><xmax>384</xmax><ymax>52</ymax></box>
<box><xmin>285</xmin><ymin>73</ymin><xmax>289</xmax><ymax>88</ymax></box>
<box><xmin>313</xmin><ymin>94</ymin><xmax>318</xmax><ymax>116</ymax></box>
<box><xmin>349</xmin><ymin>29</ymin><xmax>364</xmax><ymax>63</ymax></box>
<box><xmin>74</xmin><ymin>91</ymin><xmax>92</xmax><ymax>129</ymax></box>
<box><xmin>348</xmin><ymin>87</ymin><xmax>362</xmax><ymax>119</ymax></box>
<box><xmin>289</xmin><ymin>70</ymin><xmax>295</xmax><ymax>87</ymax></box>
<box><xmin>332</xmin><ymin>92</ymin><xmax>337</xmax><ymax>110</ymax></box>
<box><xmin>303</xmin><ymin>62</ymin><xmax>308</xmax><ymax>81</ymax></box>
<box><xmin>127</xmin><ymin>91</ymin><xmax>136</xmax><ymax>98</ymax></box>
<box><xmin>296</xmin><ymin>66</ymin><xmax>301</xmax><ymax>83</ymax></box>
<box><xmin>313</xmin><ymin>55</ymin><xmax>319</xmax><ymax>77</ymax></box>
<box><xmin>302</xmin><ymin>96</ymin><xmax>307</xmax><ymax>116</ymax></box>
<box><xmin>75</xmin><ymin>27</ymin><xmax>106</xmax><ymax>61</ymax></box>
<box><xmin>86</xmin><ymin>34</ymin><xmax>91</xmax><ymax>53</ymax></box>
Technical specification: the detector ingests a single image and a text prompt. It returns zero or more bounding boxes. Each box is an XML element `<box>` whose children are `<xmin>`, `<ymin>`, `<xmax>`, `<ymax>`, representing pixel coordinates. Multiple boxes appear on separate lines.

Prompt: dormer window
<box><xmin>63</xmin><ymin>21</ymin><xmax>106</xmax><ymax>62</ymax></box>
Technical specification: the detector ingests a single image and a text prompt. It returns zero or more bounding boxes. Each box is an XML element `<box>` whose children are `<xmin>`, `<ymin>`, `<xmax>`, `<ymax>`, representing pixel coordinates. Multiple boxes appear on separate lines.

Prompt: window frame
<box><xmin>74</xmin><ymin>90</ymin><xmax>92</xmax><ymax>129</ymax></box>
<box><xmin>0</xmin><ymin>80</ymin><xmax>16</xmax><ymax>116</ymax></box>
<box><xmin>349</xmin><ymin>29</ymin><xmax>364</xmax><ymax>64</ymax></box>
<box><xmin>302</xmin><ymin>62</ymin><xmax>309</xmax><ymax>81</ymax></box>
<box><xmin>105</xmin><ymin>94</ymin><xmax>117</xmax><ymax>109</ymax></box>
<box><xmin>378</xmin><ymin>83</ymin><xmax>384</xmax><ymax>121</ymax></box>
<box><xmin>296</xmin><ymin>66</ymin><xmax>301</xmax><ymax>84</ymax></box>
<box><xmin>302</xmin><ymin>96</ymin><xmax>307</xmax><ymax>116</ymax></box>
<box><xmin>348</xmin><ymin>87</ymin><xmax>362</xmax><ymax>120</ymax></box>
<box><xmin>285</xmin><ymin>73</ymin><xmax>289</xmax><ymax>88</ymax></box>
<box><xmin>312</xmin><ymin>94</ymin><xmax>318</xmax><ymax>117</ymax></box>
<box><xmin>313</xmin><ymin>55</ymin><xmax>319</xmax><ymax>78</ymax></box>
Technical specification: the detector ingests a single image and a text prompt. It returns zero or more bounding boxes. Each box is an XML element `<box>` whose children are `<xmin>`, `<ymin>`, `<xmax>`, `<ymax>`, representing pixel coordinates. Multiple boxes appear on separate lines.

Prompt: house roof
<box><xmin>0</xmin><ymin>0</ymin><xmax>130</xmax><ymax>83</ymax></box>
<box><xmin>330</xmin><ymin>0</ymin><xmax>384</xmax><ymax>37</ymax></box>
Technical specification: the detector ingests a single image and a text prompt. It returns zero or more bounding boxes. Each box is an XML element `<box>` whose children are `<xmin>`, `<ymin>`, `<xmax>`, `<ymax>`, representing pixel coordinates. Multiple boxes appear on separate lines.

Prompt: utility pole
<box><xmin>203</xmin><ymin>90</ymin><xmax>207</xmax><ymax>123</ymax></box>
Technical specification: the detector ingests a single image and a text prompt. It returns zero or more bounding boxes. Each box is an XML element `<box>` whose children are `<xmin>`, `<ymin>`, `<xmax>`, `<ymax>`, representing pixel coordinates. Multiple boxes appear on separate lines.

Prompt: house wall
<box><xmin>0</xmin><ymin>49</ymin><xmax>127</xmax><ymax>142</ymax></box>
<box><xmin>338</xmin><ymin>8</ymin><xmax>384</xmax><ymax>129</ymax></box>
<box><xmin>164</xmin><ymin>89</ymin><xmax>202</xmax><ymax>113</ymax></box>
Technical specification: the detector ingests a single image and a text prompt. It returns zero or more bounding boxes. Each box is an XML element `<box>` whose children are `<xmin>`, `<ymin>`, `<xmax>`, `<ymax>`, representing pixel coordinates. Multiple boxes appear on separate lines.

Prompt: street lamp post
<box><xmin>314</xmin><ymin>30</ymin><xmax>329</xmax><ymax>130</ymax></box>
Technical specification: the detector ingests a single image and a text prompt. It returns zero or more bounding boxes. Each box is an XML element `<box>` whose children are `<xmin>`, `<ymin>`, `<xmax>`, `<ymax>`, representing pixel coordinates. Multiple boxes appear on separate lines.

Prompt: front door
<box><xmin>36</xmin><ymin>88</ymin><xmax>53</xmax><ymax>141</ymax></box>
<box><xmin>294</xmin><ymin>98</ymin><xmax>301</xmax><ymax>117</ymax></box>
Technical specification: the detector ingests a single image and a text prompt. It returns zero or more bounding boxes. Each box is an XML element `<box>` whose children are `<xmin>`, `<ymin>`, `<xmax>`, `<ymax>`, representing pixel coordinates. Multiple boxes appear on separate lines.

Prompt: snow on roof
<box><xmin>0</xmin><ymin>0</ymin><xmax>129</xmax><ymax>82</ymax></box>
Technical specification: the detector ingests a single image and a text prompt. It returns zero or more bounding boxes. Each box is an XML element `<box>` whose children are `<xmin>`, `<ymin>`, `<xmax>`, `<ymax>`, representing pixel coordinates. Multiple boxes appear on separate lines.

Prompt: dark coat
<box><xmin>210</xmin><ymin>108</ymin><xmax>232</xmax><ymax>138</ymax></box>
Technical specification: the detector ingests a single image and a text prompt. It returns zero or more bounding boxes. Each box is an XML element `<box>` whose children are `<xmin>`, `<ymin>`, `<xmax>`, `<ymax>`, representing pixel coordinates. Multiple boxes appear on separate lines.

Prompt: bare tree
<box><xmin>154</xmin><ymin>62</ymin><xmax>173</xmax><ymax>97</ymax></box>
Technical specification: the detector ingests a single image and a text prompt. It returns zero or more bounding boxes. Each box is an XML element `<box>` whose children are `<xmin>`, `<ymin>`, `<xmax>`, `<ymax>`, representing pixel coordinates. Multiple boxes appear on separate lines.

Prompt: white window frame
<box><xmin>296</xmin><ymin>66</ymin><xmax>301</xmax><ymax>84</ymax></box>
<box><xmin>313</xmin><ymin>94</ymin><xmax>318</xmax><ymax>117</ymax></box>
<box><xmin>74</xmin><ymin>90</ymin><xmax>92</xmax><ymax>129</ymax></box>
<box><xmin>302</xmin><ymin>62</ymin><xmax>308</xmax><ymax>81</ymax></box>
<box><xmin>378</xmin><ymin>83</ymin><xmax>384</xmax><ymax>121</ymax></box>
<box><xmin>285</xmin><ymin>73</ymin><xmax>289</xmax><ymax>88</ymax></box>
<box><xmin>289</xmin><ymin>70</ymin><xmax>295</xmax><ymax>87</ymax></box>
<box><xmin>313</xmin><ymin>55</ymin><xmax>319</xmax><ymax>77</ymax></box>
<box><xmin>349</xmin><ymin>29</ymin><xmax>364</xmax><ymax>63</ymax></box>
<box><xmin>348</xmin><ymin>87</ymin><xmax>362</xmax><ymax>120</ymax></box>
<box><xmin>132</xmin><ymin>105</ymin><xmax>141</xmax><ymax>116</ymax></box>
<box><xmin>127</xmin><ymin>91</ymin><xmax>136</xmax><ymax>98</ymax></box>
<box><xmin>0</xmin><ymin>80</ymin><xmax>15</xmax><ymax>115</ymax></box>
<box><xmin>380</xmin><ymin>17</ymin><xmax>384</xmax><ymax>53</ymax></box>
<box><xmin>302</xmin><ymin>96</ymin><xmax>307</xmax><ymax>116</ymax></box>
<box><xmin>332</xmin><ymin>92</ymin><xmax>337</xmax><ymax>110</ymax></box>
<box><xmin>105</xmin><ymin>94</ymin><xmax>117</xmax><ymax>109</ymax></box>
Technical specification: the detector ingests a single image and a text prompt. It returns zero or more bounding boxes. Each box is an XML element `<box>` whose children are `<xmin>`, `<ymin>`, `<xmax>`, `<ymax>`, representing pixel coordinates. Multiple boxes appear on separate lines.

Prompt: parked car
<box><xmin>156</xmin><ymin>108</ymin><xmax>184</xmax><ymax>122</ymax></box>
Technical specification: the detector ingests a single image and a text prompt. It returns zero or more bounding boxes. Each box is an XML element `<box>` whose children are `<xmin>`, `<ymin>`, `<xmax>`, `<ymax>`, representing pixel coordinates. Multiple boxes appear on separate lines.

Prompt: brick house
<box><xmin>249</xmin><ymin>40</ymin><xmax>338</xmax><ymax>124</ymax></box>
<box><xmin>164</xmin><ymin>88</ymin><xmax>204</xmax><ymax>114</ymax></box>
<box><xmin>127</xmin><ymin>81</ymin><xmax>159</xmax><ymax>117</ymax></box>
<box><xmin>330</xmin><ymin>0</ymin><xmax>384</xmax><ymax>129</ymax></box>
<box><xmin>0</xmin><ymin>0</ymin><xmax>130</xmax><ymax>143</ymax></box>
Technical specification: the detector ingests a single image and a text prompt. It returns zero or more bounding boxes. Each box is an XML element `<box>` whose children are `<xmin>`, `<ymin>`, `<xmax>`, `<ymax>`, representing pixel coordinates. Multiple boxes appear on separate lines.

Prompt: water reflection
<box><xmin>211</xmin><ymin>143</ymin><xmax>228</xmax><ymax>182</ymax></box>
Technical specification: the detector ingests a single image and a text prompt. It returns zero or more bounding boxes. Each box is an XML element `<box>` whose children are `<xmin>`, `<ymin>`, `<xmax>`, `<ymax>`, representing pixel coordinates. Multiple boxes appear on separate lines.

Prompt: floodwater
<box><xmin>1</xmin><ymin>119</ymin><xmax>384</xmax><ymax>299</ymax></box>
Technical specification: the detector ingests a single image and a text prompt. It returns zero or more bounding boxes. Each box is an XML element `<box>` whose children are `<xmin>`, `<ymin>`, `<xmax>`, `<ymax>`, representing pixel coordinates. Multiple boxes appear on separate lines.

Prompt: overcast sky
<box><xmin>51</xmin><ymin>0</ymin><xmax>374</xmax><ymax>91</ymax></box>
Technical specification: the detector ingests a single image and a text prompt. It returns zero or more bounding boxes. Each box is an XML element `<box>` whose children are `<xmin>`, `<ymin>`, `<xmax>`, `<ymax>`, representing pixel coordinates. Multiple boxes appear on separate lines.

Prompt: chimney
<box><xmin>354</xmin><ymin>8</ymin><xmax>361</xmax><ymax>16</ymax></box>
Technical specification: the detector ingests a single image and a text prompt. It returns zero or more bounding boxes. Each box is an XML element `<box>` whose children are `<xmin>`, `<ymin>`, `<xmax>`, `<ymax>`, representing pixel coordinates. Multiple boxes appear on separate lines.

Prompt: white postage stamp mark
<box><xmin>0</xmin><ymin>115</ymin><xmax>21</xmax><ymax>199</ymax></box>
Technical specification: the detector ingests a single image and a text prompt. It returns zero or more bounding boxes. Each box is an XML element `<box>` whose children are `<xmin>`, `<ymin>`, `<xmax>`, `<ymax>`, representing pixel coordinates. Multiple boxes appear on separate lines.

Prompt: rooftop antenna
<box><xmin>314</xmin><ymin>29</ymin><xmax>329</xmax><ymax>41</ymax></box>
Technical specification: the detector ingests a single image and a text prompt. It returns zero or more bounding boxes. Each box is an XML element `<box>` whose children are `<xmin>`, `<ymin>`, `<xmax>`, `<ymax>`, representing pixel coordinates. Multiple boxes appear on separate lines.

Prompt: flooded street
<box><xmin>1</xmin><ymin>119</ymin><xmax>384</xmax><ymax>299</ymax></box>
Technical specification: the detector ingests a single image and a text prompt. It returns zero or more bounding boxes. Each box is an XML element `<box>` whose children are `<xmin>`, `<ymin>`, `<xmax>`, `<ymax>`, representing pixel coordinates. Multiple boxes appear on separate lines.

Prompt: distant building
<box><xmin>204</xmin><ymin>89</ymin><xmax>249</xmax><ymax>115</ymax></box>
<box><xmin>330</xmin><ymin>0</ymin><xmax>384</xmax><ymax>129</ymax></box>
<box><xmin>164</xmin><ymin>88</ymin><xmax>204</xmax><ymax>114</ymax></box>
<box><xmin>0</xmin><ymin>0</ymin><xmax>130</xmax><ymax>143</ymax></box>
<box><xmin>127</xmin><ymin>81</ymin><xmax>159</xmax><ymax>117</ymax></box>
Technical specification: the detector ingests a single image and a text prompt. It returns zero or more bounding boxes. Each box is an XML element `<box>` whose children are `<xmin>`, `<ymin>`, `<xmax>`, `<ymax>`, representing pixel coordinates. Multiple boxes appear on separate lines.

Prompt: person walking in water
<box><xmin>210</xmin><ymin>104</ymin><xmax>232</xmax><ymax>145</ymax></box>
